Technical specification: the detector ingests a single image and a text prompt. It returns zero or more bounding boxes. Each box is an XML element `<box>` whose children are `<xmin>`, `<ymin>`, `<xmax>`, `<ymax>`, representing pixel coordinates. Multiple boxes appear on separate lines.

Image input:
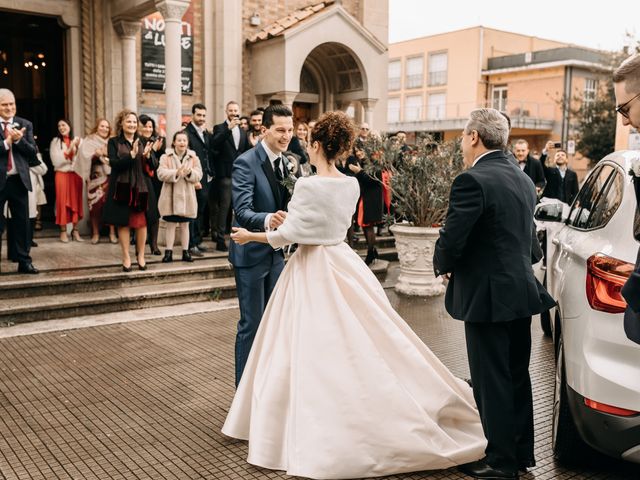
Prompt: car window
<box><xmin>568</xmin><ymin>164</ymin><xmax>620</xmax><ymax>230</ymax></box>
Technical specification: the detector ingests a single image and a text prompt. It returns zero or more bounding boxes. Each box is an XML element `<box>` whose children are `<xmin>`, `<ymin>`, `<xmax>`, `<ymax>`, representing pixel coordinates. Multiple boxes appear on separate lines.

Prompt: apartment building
<box><xmin>388</xmin><ymin>27</ymin><xmax>611</xmax><ymax>165</ymax></box>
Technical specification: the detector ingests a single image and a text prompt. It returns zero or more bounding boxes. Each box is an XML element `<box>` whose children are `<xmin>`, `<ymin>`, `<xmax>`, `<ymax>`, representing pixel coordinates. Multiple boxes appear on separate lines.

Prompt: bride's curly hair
<box><xmin>309</xmin><ymin>111</ymin><xmax>356</xmax><ymax>162</ymax></box>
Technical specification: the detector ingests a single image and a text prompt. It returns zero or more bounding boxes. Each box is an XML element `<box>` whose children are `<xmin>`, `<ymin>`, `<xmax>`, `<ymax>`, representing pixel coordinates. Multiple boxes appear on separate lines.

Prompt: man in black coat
<box><xmin>434</xmin><ymin>108</ymin><xmax>554</xmax><ymax>480</ymax></box>
<box><xmin>614</xmin><ymin>53</ymin><xmax>640</xmax><ymax>345</ymax></box>
<box><xmin>210</xmin><ymin>101</ymin><xmax>250</xmax><ymax>251</ymax></box>
<box><xmin>0</xmin><ymin>88</ymin><xmax>39</xmax><ymax>274</ymax></box>
<box><xmin>513</xmin><ymin>139</ymin><xmax>546</xmax><ymax>196</ymax></box>
<box><xmin>185</xmin><ymin>103</ymin><xmax>213</xmax><ymax>256</ymax></box>
<box><xmin>539</xmin><ymin>141</ymin><xmax>579</xmax><ymax>205</ymax></box>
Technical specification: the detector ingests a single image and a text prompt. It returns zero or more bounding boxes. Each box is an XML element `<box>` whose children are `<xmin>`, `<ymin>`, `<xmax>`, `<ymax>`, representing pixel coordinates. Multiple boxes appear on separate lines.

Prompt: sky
<box><xmin>389</xmin><ymin>0</ymin><xmax>640</xmax><ymax>52</ymax></box>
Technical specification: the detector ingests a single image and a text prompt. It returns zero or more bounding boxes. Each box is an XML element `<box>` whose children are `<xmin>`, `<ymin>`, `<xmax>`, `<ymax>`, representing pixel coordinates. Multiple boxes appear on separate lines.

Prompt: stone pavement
<box><xmin>0</xmin><ymin>287</ymin><xmax>639</xmax><ymax>479</ymax></box>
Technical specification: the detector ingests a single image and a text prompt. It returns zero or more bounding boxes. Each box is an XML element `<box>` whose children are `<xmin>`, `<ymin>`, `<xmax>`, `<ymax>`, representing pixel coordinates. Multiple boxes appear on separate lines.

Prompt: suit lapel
<box><xmin>258</xmin><ymin>145</ymin><xmax>282</xmax><ymax>207</ymax></box>
<box><xmin>187</xmin><ymin>124</ymin><xmax>206</xmax><ymax>147</ymax></box>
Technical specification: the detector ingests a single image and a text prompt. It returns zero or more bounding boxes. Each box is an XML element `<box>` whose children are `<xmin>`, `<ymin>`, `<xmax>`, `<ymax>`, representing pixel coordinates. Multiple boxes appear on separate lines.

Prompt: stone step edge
<box><xmin>0</xmin><ymin>278</ymin><xmax>236</xmax><ymax>316</ymax></box>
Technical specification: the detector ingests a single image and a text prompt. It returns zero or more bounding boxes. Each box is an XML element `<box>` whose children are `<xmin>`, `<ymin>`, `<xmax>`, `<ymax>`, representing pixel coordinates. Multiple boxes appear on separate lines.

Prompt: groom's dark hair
<box><xmin>262</xmin><ymin>105</ymin><xmax>293</xmax><ymax>128</ymax></box>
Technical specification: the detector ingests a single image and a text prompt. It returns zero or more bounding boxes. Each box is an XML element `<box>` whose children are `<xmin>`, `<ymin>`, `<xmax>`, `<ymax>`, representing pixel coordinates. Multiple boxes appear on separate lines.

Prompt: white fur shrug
<box><xmin>267</xmin><ymin>175</ymin><xmax>360</xmax><ymax>249</ymax></box>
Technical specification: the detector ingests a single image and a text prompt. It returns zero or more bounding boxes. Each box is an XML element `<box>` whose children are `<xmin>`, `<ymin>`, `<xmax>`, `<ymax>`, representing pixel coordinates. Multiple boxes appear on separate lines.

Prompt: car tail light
<box><xmin>586</xmin><ymin>253</ymin><xmax>633</xmax><ymax>314</ymax></box>
<box><xmin>584</xmin><ymin>397</ymin><xmax>639</xmax><ymax>416</ymax></box>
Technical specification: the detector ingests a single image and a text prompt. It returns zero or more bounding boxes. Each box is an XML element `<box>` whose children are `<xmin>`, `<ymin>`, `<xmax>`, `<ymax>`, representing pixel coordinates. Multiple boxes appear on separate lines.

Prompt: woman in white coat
<box><xmin>157</xmin><ymin>130</ymin><xmax>203</xmax><ymax>263</ymax></box>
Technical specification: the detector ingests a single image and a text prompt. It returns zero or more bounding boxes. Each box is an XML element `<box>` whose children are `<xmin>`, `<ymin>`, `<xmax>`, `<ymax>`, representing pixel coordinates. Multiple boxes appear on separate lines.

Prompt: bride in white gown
<box><xmin>222</xmin><ymin>112</ymin><xmax>486</xmax><ymax>479</ymax></box>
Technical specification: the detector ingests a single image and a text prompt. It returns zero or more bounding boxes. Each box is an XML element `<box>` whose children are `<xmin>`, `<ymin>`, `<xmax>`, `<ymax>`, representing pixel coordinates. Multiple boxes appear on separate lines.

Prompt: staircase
<box><xmin>0</xmin><ymin>232</ymin><xmax>395</xmax><ymax>325</ymax></box>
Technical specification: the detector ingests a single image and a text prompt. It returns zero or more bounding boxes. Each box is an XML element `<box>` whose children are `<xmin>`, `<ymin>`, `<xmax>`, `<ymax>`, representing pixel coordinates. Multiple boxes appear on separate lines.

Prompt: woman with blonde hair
<box><xmin>50</xmin><ymin>118</ymin><xmax>83</xmax><ymax>242</ymax></box>
<box><xmin>103</xmin><ymin>109</ymin><xmax>159</xmax><ymax>271</ymax></box>
<box><xmin>77</xmin><ymin>118</ymin><xmax>117</xmax><ymax>244</ymax></box>
<box><xmin>157</xmin><ymin>130</ymin><xmax>203</xmax><ymax>262</ymax></box>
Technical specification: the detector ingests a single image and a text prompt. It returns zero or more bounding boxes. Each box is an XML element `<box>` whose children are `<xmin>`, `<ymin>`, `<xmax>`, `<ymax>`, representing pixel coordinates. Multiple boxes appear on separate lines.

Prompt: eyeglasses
<box><xmin>360</xmin><ymin>127</ymin><xmax>369</xmax><ymax>130</ymax></box>
<box><xmin>615</xmin><ymin>91</ymin><xmax>640</xmax><ymax>119</ymax></box>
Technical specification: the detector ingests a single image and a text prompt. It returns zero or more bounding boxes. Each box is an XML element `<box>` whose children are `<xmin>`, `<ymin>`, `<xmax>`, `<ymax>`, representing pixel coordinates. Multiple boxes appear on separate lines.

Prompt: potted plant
<box><xmin>360</xmin><ymin>135</ymin><xmax>464</xmax><ymax>296</ymax></box>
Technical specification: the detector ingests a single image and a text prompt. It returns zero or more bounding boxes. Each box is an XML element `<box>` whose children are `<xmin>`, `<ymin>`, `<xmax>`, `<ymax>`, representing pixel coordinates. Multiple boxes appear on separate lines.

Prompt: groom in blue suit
<box><xmin>229</xmin><ymin>104</ymin><xmax>294</xmax><ymax>386</ymax></box>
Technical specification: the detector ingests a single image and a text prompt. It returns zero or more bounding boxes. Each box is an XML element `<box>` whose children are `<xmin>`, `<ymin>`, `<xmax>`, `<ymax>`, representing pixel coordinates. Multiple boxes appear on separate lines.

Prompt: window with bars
<box><xmin>405</xmin><ymin>56</ymin><xmax>423</xmax><ymax>89</ymax></box>
<box><xmin>427</xmin><ymin>93</ymin><xmax>446</xmax><ymax>120</ymax></box>
<box><xmin>388</xmin><ymin>97</ymin><xmax>401</xmax><ymax>123</ymax></box>
<box><xmin>584</xmin><ymin>78</ymin><xmax>598</xmax><ymax>105</ymax></box>
<box><xmin>404</xmin><ymin>95</ymin><xmax>423</xmax><ymax>121</ymax></box>
<box><xmin>428</xmin><ymin>52</ymin><xmax>447</xmax><ymax>86</ymax></box>
<box><xmin>491</xmin><ymin>85</ymin><xmax>508</xmax><ymax>111</ymax></box>
<box><xmin>388</xmin><ymin>60</ymin><xmax>401</xmax><ymax>91</ymax></box>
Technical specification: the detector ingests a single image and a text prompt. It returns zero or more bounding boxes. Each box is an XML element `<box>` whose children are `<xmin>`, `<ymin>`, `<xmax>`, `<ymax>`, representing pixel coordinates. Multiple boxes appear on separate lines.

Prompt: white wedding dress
<box><xmin>222</xmin><ymin>175</ymin><xmax>486</xmax><ymax>479</ymax></box>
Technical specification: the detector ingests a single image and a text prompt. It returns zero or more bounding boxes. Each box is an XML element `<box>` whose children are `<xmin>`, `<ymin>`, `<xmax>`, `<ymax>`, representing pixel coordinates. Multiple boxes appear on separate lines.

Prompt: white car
<box><xmin>534</xmin><ymin>150</ymin><xmax>640</xmax><ymax>464</ymax></box>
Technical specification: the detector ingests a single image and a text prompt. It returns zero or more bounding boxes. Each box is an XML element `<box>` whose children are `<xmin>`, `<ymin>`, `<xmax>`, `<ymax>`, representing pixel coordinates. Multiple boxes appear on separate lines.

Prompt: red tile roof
<box><xmin>247</xmin><ymin>1</ymin><xmax>335</xmax><ymax>44</ymax></box>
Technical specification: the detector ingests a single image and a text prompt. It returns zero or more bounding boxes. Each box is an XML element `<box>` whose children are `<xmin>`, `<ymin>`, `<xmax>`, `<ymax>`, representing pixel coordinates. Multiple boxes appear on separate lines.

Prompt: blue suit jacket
<box><xmin>229</xmin><ymin>142</ymin><xmax>285</xmax><ymax>268</ymax></box>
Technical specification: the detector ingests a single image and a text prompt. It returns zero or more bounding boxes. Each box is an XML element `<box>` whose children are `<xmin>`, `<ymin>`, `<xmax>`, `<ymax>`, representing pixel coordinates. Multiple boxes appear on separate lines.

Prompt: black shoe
<box><xmin>138</xmin><ymin>263</ymin><xmax>147</xmax><ymax>271</ymax></box>
<box><xmin>122</xmin><ymin>265</ymin><xmax>132</xmax><ymax>272</ymax></box>
<box><xmin>162</xmin><ymin>250</ymin><xmax>173</xmax><ymax>263</ymax></box>
<box><xmin>216</xmin><ymin>240</ymin><xmax>228</xmax><ymax>252</ymax></box>
<box><xmin>458</xmin><ymin>460</ymin><xmax>518</xmax><ymax>480</ymax></box>
<box><xmin>517</xmin><ymin>459</ymin><xmax>535</xmax><ymax>473</ymax></box>
<box><xmin>189</xmin><ymin>246</ymin><xmax>204</xmax><ymax>257</ymax></box>
<box><xmin>364</xmin><ymin>247</ymin><xmax>378</xmax><ymax>266</ymax></box>
<box><xmin>31</xmin><ymin>240</ymin><xmax>38</xmax><ymax>247</ymax></box>
<box><xmin>196</xmin><ymin>243</ymin><xmax>208</xmax><ymax>252</ymax></box>
<box><xmin>18</xmin><ymin>262</ymin><xmax>39</xmax><ymax>274</ymax></box>
<box><xmin>151</xmin><ymin>247</ymin><xmax>162</xmax><ymax>256</ymax></box>
<box><xmin>182</xmin><ymin>250</ymin><xmax>194</xmax><ymax>262</ymax></box>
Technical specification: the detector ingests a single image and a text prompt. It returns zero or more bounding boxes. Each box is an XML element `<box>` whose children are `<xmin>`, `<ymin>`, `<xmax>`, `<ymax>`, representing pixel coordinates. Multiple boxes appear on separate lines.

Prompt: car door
<box><xmin>551</xmin><ymin>163</ymin><xmax>624</xmax><ymax>320</ymax></box>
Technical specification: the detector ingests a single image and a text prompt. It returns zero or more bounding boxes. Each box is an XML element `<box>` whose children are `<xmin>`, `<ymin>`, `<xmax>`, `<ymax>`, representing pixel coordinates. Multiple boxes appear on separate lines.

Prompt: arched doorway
<box><xmin>293</xmin><ymin>42</ymin><xmax>366</xmax><ymax>124</ymax></box>
<box><xmin>0</xmin><ymin>11</ymin><xmax>66</xmax><ymax>224</ymax></box>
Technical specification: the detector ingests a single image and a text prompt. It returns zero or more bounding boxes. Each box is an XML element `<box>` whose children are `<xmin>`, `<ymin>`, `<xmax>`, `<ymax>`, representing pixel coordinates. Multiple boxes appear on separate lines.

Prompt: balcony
<box><xmin>387</xmin><ymin>99</ymin><xmax>556</xmax><ymax>132</ymax></box>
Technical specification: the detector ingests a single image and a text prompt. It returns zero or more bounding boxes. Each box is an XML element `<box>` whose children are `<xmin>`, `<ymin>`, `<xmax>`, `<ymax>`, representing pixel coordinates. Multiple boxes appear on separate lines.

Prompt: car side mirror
<box><xmin>534</xmin><ymin>202</ymin><xmax>564</xmax><ymax>222</ymax></box>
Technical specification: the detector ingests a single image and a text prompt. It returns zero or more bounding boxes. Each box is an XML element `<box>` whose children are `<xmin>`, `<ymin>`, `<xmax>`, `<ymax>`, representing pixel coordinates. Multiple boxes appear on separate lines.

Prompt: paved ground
<box><xmin>1</xmin><ymin>287</ymin><xmax>639</xmax><ymax>479</ymax></box>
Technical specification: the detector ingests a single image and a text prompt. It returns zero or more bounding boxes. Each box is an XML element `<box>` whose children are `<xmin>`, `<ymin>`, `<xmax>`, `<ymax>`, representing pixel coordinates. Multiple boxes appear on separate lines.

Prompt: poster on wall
<box><xmin>141</xmin><ymin>4</ymin><xmax>193</xmax><ymax>94</ymax></box>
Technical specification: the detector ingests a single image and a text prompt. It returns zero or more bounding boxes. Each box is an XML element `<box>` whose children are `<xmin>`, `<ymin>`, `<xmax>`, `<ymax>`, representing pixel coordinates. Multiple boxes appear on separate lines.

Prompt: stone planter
<box><xmin>390</xmin><ymin>223</ymin><xmax>445</xmax><ymax>296</ymax></box>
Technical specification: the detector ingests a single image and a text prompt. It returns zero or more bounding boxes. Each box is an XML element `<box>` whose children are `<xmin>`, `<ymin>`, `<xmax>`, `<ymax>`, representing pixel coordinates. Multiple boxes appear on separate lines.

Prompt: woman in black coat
<box><xmin>348</xmin><ymin>143</ymin><xmax>384</xmax><ymax>265</ymax></box>
<box><xmin>103</xmin><ymin>109</ymin><xmax>160</xmax><ymax>271</ymax></box>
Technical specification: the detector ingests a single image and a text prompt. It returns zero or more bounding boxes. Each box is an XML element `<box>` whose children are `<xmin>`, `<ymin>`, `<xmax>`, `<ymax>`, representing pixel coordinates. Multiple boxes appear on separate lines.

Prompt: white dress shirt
<box><xmin>472</xmin><ymin>149</ymin><xmax>500</xmax><ymax>168</ymax></box>
<box><xmin>226</xmin><ymin>119</ymin><xmax>240</xmax><ymax>150</ymax></box>
<box><xmin>1</xmin><ymin>116</ymin><xmax>18</xmax><ymax>175</ymax></box>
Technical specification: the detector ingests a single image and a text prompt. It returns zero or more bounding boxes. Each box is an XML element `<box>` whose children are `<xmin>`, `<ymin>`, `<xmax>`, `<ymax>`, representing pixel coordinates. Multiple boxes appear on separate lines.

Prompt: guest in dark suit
<box><xmin>185</xmin><ymin>103</ymin><xmax>213</xmax><ymax>256</ymax></box>
<box><xmin>614</xmin><ymin>53</ymin><xmax>640</xmax><ymax>344</ymax></box>
<box><xmin>229</xmin><ymin>104</ymin><xmax>293</xmax><ymax>385</ymax></box>
<box><xmin>0</xmin><ymin>88</ymin><xmax>39</xmax><ymax>274</ymax></box>
<box><xmin>434</xmin><ymin>108</ymin><xmax>555</xmax><ymax>480</ymax></box>
<box><xmin>513</xmin><ymin>139</ymin><xmax>546</xmax><ymax>196</ymax></box>
<box><xmin>210</xmin><ymin>101</ymin><xmax>250</xmax><ymax>251</ymax></box>
<box><xmin>539</xmin><ymin>142</ymin><xmax>579</xmax><ymax>205</ymax></box>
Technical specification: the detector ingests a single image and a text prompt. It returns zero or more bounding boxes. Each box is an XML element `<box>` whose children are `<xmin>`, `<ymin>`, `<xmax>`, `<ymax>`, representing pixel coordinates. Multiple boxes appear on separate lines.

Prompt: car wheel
<box><xmin>552</xmin><ymin>335</ymin><xmax>589</xmax><ymax>462</ymax></box>
<box><xmin>541</xmin><ymin>310</ymin><xmax>552</xmax><ymax>337</ymax></box>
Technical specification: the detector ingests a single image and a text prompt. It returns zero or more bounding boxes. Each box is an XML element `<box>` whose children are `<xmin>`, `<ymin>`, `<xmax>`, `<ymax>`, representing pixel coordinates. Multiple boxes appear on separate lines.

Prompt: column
<box><xmin>359</xmin><ymin>98</ymin><xmax>378</xmax><ymax>129</ymax></box>
<box><xmin>113</xmin><ymin>20</ymin><xmax>140</xmax><ymax>111</ymax></box>
<box><xmin>156</xmin><ymin>0</ymin><xmax>190</xmax><ymax>140</ymax></box>
<box><xmin>271</xmin><ymin>91</ymin><xmax>299</xmax><ymax>110</ymax></box>
<box><xmin>212</xmin><ymin>0</ymin><xmax>243</xmax><ymax>114</ymax></box>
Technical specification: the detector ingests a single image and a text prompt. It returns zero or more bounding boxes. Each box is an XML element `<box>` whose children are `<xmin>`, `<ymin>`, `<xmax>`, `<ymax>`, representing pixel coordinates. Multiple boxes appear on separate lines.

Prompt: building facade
<box><xmin>388</xmin><ymin>27</ymin><xmax>612</xmax><ymax>172</ymax></box>
<box><xmin>0</xmin><ymin>0</ymin><xmax>388</xmax><ymax>221</ymax></box>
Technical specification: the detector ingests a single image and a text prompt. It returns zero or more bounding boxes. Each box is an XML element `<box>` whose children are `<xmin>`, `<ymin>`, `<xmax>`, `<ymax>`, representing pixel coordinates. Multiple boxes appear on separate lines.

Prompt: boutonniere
<box><xmin>9</xmin><ymin>122</ymin><xmax>20</xmax><ymax>129</ymax></box>
<box><xmin>629</xmin><ymin>158</ymin><xmax>640</xmax><ymax>178</ymax></box>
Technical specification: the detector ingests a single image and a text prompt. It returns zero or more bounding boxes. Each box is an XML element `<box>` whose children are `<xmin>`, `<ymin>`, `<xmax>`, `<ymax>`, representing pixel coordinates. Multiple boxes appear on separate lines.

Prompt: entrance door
<box><xmin>0</xmin><ymin>11</ymin><xmax>66</xmax><ymax>223</ymax></box>
<box><xmin>292</xmin><ymin>102</ymin><xmax>312</xmax><ymax>125</ymax></box>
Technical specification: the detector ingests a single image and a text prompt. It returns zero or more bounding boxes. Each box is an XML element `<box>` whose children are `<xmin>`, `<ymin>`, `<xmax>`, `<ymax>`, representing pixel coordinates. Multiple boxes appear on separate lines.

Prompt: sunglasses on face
<box><xmin>615</xmin><ymin>91</ymin><xmax>640</xmax><ymax>119</ymax></box>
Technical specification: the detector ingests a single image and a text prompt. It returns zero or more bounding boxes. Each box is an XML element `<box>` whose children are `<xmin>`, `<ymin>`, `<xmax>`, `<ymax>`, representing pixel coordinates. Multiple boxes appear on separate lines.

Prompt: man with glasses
<box><xmin>358</xmin><ymin>122</ymin><xmax>370</xmax><ymax>142</ymax></box>
<box><xmin>615</xmin><ymin>54</ymin><xmax>640</xmax><ymax>345</ymax></box>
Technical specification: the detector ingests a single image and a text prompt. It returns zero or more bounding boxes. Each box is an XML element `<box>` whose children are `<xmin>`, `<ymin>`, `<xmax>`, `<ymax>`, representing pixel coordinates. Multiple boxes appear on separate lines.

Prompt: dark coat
<box><xmin>185</xmin><ymin>122</ymin><xmax>213</xmax><ymax>180</ymax></box>
<box><xmin>520</xmin><ymin>154</ymin><xmax>546</xmax><ymax>190</ymax></box>
<box><xmin>0</xmin><ymin>116</ymin><xmax>38</xmax><ymax>191</ymax></box>
<box><xmin>211</xmin><ymin>121</ymin><xmax>250</xmax><ymax>179</ymax></box>
<box><xmin>540</xmin><ymin>153</ymin><xmax>579</xmax><ymax>204</ymax></box>
<box><xmin>103</xmin><ymin>135</ymin><xmax>160</xmax><ymax>227</ymax></box>
<box><xmin>433</xmin><ymin>151</ymin><xmax>555</xmax><ymax>323</ymax></box>
<box><xmin>354</xmin><ymin>157</ymin><xmax>384</xmax><ymax>225</ymax></box>
<box><xmin>622</xmin><ymin>177</ymin><xmax>640</xmax><ymax>345</ymax></box>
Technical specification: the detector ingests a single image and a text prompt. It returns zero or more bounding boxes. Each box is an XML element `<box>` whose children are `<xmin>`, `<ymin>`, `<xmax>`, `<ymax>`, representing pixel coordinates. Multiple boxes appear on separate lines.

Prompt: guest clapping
<box><xmin>50</xmin><ymin>119</ymin><xmax>84</xmax><ymax>242</ymax></box>
<box><xmin>138</xmin><ymin>114</ymin><xmax>164</xmax><ymax>255</ymax></box>
<box><xmin>157</xmin><ymin>131</ymin><xmax>203</xmax><ymax>262</ymax></box>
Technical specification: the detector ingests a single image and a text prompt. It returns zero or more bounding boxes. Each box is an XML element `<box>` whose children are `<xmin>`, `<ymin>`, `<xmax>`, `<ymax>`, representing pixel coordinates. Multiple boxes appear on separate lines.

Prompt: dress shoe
<box><xmin>517</xmin><ymin>459</ymin><xmax>535</xmax><ymax>473</ymax></box>
<box><xmin>138</xmin><ymin>263</ymin><xmax>147</xmax><ymax>271</ymax></box>
<box><xmin>162</xmin><ymin>250</ymin><xmax>173</xmax><ymax>263</ymax></box>
<box><xmin>18</xmin><ymin>263</ymin><xmax>39</xmax><ymax>274</ymax></box>
<box><xmin>109</xmin><ymin>234</ymin><xmax>118</xmax><ymax>244</ymax></box>
<box><xmin>190</xmin><ymin>246</ymin><xmax>205</xmax><ymax>257</ymax></box>
<box><xmin>182</xmin><ymin>249</ymin><xmax>194</xmax><ymax>262</ymax></box>
<box><xmin>216</xmin><ymin>240</ymin><xmax>228</xmax><ymax>252</ymax></box>
<box><xmin>196</xmin><ymin>243</ymin><xmax>208</xmax><ymax>252</ymax></box>
<box><xmin>122</xmin><ymin>265</ymin><xmax>132</xmax><ymax>272</ymax></box>
<box><xmin>30</xmin><ymin>240</ymin><xmax>38</xmax><ymax>247</ymax></box>
<box><xmin>458</xmin><ymin>460</ymin><xmax>518</xmax><ymax>480</ymax></box>
<box><xmin>60</xmin><ymin>231</ymin><xmax>69</xmax><ymax>243</ymax></box>
<box><xmin>151</xmin><ymin>248</ymin><xmax>162</xmax><ymax>256</ymax></box>
<box><xmin>72</xmin><ymin>229</ymin><xmax>84</xmax><ymax>242</ymax></box>
<box><xmin>91</xmin><ymin>236</ymin><xmax>99</xmax><ymax>245</ymax></box>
